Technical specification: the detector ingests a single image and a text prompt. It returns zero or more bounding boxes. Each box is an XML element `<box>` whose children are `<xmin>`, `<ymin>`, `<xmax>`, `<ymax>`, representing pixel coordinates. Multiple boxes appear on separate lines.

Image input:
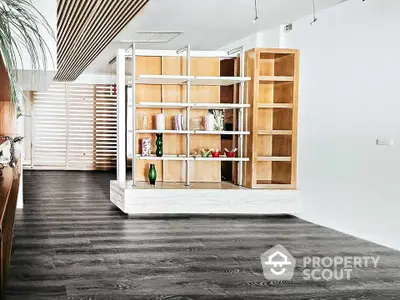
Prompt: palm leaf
<box><xmin>0</xmin><ymin>0</ymin><xmax>55</xmax><ymax>107</ymax></box>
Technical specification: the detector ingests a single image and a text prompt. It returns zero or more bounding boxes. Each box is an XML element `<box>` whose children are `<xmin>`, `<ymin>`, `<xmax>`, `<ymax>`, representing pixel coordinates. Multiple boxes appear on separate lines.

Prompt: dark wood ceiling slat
<box><xmin>57</xmin><ymin>0</ymin><xmax>81</xmax><ymax>64</ymax></box>
<box><xmin>55</xmin><ymin>0</ymin><xmax>149</xmax><ymax>81</ymax></box>
<box><xmin>67</xmin><ymin>0</ymin><xmax>148</xmax><ymax>80</ymax></box>
<box><xmin>57</xmin><ymin>0</ymin><xmax>94</xmax><ymax>63</ymax></box>
<box><xmin>55</xmin><ymin>0</ymin><xmax>125</xmax><ymax>80</ymax></box>
<box><xmin>56</xmin><ymin>0</ymin><xmax>117</xmax><ymax>77</ymax></box>
<box><xmin>57</xmin><ymin>0</ymin><xmax>76</xmax><ymax>44</ymax></box>
<box><xmin>57</xmin><ymin>0</ymin><xmax>101</xmax><ymax>66</ymax></box>
<box><xmin>59</xmin><ymin>0</ymin><xmax>136</xmax><ymax>79</ymax></box>
<box><xmin>55</xmin><ymin>0</ymin><xmax>121</xmax><ymax>81</ymax></box>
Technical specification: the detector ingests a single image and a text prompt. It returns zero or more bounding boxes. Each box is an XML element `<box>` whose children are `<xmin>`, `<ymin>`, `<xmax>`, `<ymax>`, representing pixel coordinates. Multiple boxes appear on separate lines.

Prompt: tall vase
<box><xmin>156</xmin><ymin>133</ymin><xmax>163</xmax><ymax>157</ymax></box>
<box><xmin>148</xmin><ymin>164</ymin><xmax>157</xmax><ymax>185</ymax></box>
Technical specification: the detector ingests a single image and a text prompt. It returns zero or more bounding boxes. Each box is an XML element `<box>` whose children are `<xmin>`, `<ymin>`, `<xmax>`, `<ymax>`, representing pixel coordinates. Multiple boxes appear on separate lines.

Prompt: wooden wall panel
<box><xmin>189</xmin><ymin>57</ymin><xmax>220</xmax><ymax>182</ymax></box>
<box><xmin>0</xmin><ymin>56</ymin><xmax>14</xmax><ymax>136</ymax></box>
<box><xmin>134</xmin><ymin>56</ymin><xmax>163</xmax><ymax>181</ymax></box>
<box><xmin>0</xmin><ymin>56</ymin><xmax>10</xmax><ymax>102</ymax></box>
<box><xmin>162</xmin><ymin>57</ymin><xmax>185</xmax><ymax>182</ymax></box>
<box><xmin>0</xmin><ymin>103</ymin><xmax>15</xmax><ymax>136</ymax></box>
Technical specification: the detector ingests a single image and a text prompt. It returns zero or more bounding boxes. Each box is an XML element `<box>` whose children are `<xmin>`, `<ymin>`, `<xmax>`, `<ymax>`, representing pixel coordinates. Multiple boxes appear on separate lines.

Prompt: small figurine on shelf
<box><xmin>156</xmin><ymin>134</ymin><xmax>163</xmax><ymax>157</ymax></box>
<box><xmin>141</xmin><ymin>113</ymin><xmax>149</xmax><ymax>130</ymax></box>
<box><xmin>191</xmin><ymin>116</ymin><xmax>203</xmax><ymax>131</ymax></box>
<box><xmin>211</xmin><ymin>149</ymin><xmax>221</xmax><ymax>158</ymax></box>
<box><xmin>0</xmin><ymin>136</ymin><xmax>24</xmax><ymax>168</ymax></box>
<box><xmin>142</xmin><ymin>137</ymin><xmax>151</xmax><ymax>156</ymax></box>
<box><xmin>175</xmin><ymin>114</ymin><xmax>184</xmax><ymax>131</ymax></box>
<box><xmin>148</xmin><ymin>164</ymin><xmax>157</xmax><ymax>185</ymax></box>
<box><xmin>210</xmin><ymin>109</ymin><xmax>224</xmax><ymax>131</ymax></box>
<box><xmin>156</xmin><ymin>113</ymin><xmax>165</xmax><ymax>130</ymax></box>
<box><xmin>205</xmin><ymin>113</ymin><xmax>214</xmax><ymax>131</ymax></box>
<box><xmin>199</xmin><ymin>148</ymin><xmax>212</xmax><ymax>157</ymax></box>
<box><xmin>224</xmin><ymin>148</ymin><xmax>238</xmax><ymax>157</ymax></box>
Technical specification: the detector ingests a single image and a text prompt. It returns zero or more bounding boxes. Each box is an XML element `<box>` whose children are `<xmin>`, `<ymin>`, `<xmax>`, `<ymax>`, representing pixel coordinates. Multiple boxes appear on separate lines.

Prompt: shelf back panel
<box><xmin>134</xmin><ymin>56</ymin><xmax>163</xmax><ymax>181</ymax></box>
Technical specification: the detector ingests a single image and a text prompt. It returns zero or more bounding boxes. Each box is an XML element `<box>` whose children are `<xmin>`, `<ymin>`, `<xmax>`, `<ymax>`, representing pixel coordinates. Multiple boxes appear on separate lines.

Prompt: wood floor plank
<box><xmin>7</xmin><ymin>170</ymin><xmax>400</xmax><ymax>299</ymax></box>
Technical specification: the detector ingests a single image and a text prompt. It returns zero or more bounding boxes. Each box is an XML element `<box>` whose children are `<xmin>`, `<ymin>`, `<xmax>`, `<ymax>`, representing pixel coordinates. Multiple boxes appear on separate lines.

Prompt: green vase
<box><xmin>156</xmin><ymin>133</ymin><xmax>163</xmax><ymax>157</ymax></box>
<box><xmin>148</xmin><ymin>164</ymin><xmax>157</xmax><ymax>185</ymax></box>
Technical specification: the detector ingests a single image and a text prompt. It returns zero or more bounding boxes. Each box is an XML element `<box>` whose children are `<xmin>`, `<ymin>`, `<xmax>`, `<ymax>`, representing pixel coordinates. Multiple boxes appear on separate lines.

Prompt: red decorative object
<box><xmin>224</xmin><ymin>148</ymin><xmax>237</xmax><ymax>157</ymax></box>
<box><xmin>112</xmin><ymin>84</ymin><xmax>117</xmax><ymax>95</ymax></box>
<box><xmin>225</xmin><ymin>151</ymin><xmax>235</xmax><ymax>158</ymax></box>
<box><xmin>211</xmin><ymin>150</ymin><xmax>221</xmax><ymax>158</ymax></box>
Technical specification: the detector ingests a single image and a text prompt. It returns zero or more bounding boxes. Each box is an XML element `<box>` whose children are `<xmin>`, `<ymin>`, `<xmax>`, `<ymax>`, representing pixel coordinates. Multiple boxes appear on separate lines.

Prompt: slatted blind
<box><xmin>32</xmin><ymin>83</ymin><xmax>117</xmax><ymax>170</ymax></box>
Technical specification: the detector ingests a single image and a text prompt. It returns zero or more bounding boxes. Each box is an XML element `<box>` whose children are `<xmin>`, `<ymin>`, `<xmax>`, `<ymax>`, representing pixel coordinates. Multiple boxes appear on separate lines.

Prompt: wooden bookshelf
<box><xmin>244</xmin><ymin>49</ymin><xmax>299</xmax><ymax>189</ymax></box>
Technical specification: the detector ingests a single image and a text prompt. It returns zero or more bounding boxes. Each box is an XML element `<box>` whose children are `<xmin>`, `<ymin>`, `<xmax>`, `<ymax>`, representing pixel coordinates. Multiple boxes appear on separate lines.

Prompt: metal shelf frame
<box><xmin>118</xmin><ymin>44</ymin><xmax>248</xmax><ymax>187</ymax></box>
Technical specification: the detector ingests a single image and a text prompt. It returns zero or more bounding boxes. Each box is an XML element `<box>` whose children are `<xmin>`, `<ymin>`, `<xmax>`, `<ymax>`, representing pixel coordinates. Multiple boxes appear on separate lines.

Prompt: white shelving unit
<box><xmin>136</xmin><ymin>154</ymin><xmax>249</xmax><ymax>162</ymax></box>
<box><xmin>191</xmin><ymin>76</ymin><xmax>251</xmax><ymax>86</ymax></box>
<box><xmin>134</xmin><ymin>129</ymin><xmax>250</xmax><ymax>135</ymax></box>
<box><xmin>135</xmin><ymin>75</ymin><xmax>194</xmax><ymax>85</ymax></box>
<box><xmin>126</xmin><ymin>44</ymin><xmax>251</xmax><ymax>187</ymax></box>
<box><xmin>192</xmin><ymin>130</ymin><xmax>250</xmax><ymax>135</ymax></box>
<box><xmin>110</xmin><ymin>45</ymin><xmax>302</xmax><ymax>216</ymax></box>
<box><xmin>135</xmin><ymin>130</ymin><xmax>191</xmax><ymax>134</ymax></box>
<box><xmin>137</xmin><ymin>102</ymin><xmax>250</xmax><ymax>109</ymax></box>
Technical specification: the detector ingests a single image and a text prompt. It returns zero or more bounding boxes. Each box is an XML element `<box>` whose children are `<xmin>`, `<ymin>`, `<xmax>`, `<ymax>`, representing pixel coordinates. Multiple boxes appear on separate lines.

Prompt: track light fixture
<box><xmin>310</xmin><ymin>0</ymin><xmax>365</xmax><ymax>26</ymax></box>
<box><xmin>253</xmin><ymin>0</ymin><xmax>259</xmax><ymax>23</ymax></box>
<box><xmin>310</xmin><ymin>0</ymin><xmax>318</xmax><ymax>25</ymax></box>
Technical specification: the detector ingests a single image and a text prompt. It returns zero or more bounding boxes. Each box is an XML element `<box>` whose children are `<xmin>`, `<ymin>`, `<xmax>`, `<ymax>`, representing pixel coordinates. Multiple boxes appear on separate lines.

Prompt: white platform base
<box><xmin>110</xmin><ymin>181</ymin><xmax>301</xmax><ymax>215</ymax></box>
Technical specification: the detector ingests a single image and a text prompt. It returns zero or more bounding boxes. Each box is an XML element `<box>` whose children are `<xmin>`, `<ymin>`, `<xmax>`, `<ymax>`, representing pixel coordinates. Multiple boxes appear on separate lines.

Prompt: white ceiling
<box><xmin>84</xmin><ymin>0</ymin><xmax>344</xmax><ymax>75</ymax></box>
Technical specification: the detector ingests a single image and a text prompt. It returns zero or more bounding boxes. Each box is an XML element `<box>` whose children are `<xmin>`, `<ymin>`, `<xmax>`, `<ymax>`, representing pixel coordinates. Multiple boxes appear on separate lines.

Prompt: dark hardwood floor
<box><xmin>6</xmin><ymin>171</ymin><xmax>400</xmax><ymax>299</ymax></box>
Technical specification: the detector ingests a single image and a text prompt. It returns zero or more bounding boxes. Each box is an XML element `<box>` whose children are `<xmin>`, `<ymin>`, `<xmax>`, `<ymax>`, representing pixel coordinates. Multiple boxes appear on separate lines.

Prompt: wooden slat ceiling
<box><xmin>54</xmin><ymin>0</ymin><xmax>148</xmax><ymax>82</ymax></box>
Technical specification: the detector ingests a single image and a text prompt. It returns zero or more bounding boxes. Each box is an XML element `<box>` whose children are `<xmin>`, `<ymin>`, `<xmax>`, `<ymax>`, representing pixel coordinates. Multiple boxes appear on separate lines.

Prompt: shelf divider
<box><xmin>258</xmin><ymin>103</ymin><xmax>293</xmax><ymax>109</ymax></box>
<box><xmin>191</xmin><ymin>76</ymin><xmax>251</xmax><ymax>86</ymax></box>
<box><xmin>259</xmin><ymin>76</ymin><xmax>294</xmax><ymax>82</ymax></box>
<box><xmin>137</xmin><ymin>102</ymin><xmax>250</xmax><ymax>109</ymax></box>
<box><xmin>135</xmin><ymin>154</ymin><xmax>249</xmax><ymax>162</ymax></box>
<box><xmin>257</xmin><ymin>156</ymin><xmax>292</xmax><ymax>162</ymax></box>
<box><xmin>258</xmin><ymin>130</ymin><xmax>292</xmax><ymax>135</ymax></box>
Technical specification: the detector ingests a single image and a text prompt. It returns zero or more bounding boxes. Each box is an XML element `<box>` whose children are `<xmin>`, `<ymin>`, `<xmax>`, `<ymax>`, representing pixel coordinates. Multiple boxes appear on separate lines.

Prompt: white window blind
<box><xmin>32</xmin><ymin>83</ymin><xmax>117</xmax><ymax>170</ymax></box>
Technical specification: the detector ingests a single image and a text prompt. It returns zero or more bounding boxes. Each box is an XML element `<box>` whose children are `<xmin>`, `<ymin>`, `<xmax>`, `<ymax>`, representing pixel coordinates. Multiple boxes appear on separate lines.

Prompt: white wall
<box><xmin>218</xmin><ymin>0</ymin><xmax>400</xmax><ymax>250</ymax></box>
<box><xmin>218</xmin><ymin>27</ymin><xmax>281</xmax><ymax>51</ymax></box>
<box><xmin>16</xmin><ymin>0</ymin><xmax>57</xmax><ymax>71</ymax></box>
<box><xmin>284</xmin><ymin>0</ymin><xmax>400</xmax><ymax>250</ymax></box>
<box><xmin>15</xmin><ymin>0</ymin><xmax>57</xmax><ymax>92</ymax></box>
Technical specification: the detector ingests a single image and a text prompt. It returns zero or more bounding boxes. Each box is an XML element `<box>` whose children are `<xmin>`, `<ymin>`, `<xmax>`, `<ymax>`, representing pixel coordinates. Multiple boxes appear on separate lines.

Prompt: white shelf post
<box><xmin>131</xmin><ymin>43</ymin><xmax>136</xmax><ymax>186</ymax></box>
<box><xmin>239</xmin><ymin>46</ymin><xmax>245</xmax><ymax>186</ymax></box>
<box><xmin>228</xmin><ymin>46</ymin><xmax>246</xmax><ymax>186</ymax></box>
<box><xmin>116</xmin><ymin>49</ymin><xmax>126</xmax><ymax>183</ymax></box>
<box><xmin>177</xmin><ymin>45</ymin><xmax>191</xmax><ymax>186</ymax></box>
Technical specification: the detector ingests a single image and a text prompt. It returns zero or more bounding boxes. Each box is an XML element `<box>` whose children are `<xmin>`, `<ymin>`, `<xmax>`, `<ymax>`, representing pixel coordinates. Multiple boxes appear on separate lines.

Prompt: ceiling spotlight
<box><xmin>253</xmin><ymin>0</ymin><xmax>259</xmax><ymax>23</ymax></box>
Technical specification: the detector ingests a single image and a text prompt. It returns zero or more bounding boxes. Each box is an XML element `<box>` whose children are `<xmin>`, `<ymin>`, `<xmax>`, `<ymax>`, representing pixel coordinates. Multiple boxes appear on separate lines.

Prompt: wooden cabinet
<box><xmin>244</xmin><ymin>48</ymin><xmax>299</xmax><ymax>189</ymax></box>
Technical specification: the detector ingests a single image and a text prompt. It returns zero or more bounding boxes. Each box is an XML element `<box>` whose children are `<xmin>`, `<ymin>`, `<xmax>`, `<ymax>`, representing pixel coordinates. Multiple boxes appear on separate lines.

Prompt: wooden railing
<box><xmin>0</xmin><ymin>165</ymin><xmax>20</xmax><ymax>299</ymax></box>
